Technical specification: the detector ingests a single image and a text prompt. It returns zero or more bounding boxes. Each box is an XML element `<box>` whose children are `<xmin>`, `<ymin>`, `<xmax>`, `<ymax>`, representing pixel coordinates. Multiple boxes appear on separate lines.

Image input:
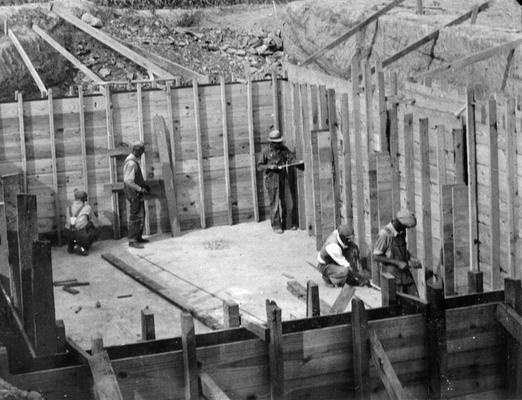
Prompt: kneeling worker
<box><xmin>373</xmin><ymin>208</ymin><xmax>421</xmax><ymax>296</ymax></box>
<box><xmin>317</xmin><ymin>224</ymin><xmax>367</xmax><ymax>287</ymax></box>
<box><xmin>65</xmin><ymin>189</ymin><xmax>99</xmax><ymax>256</ymax></box>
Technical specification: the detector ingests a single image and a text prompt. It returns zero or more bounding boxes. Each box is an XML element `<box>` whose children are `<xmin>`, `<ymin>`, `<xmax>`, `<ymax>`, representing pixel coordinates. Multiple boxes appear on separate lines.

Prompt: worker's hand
<box><xmin>409</xmin><ymin>258</ymin><xmax>422</xmax><ymax>269</ymax></box>
<box><xmin>140</xmin><ymin>187</ymin><xmax>149</xmax><ymax>194</ymax></box>
<box><xmin>143</xmin><ymin>184</ymin><xmax>151</xmax><ymax>193</ymax></box>
<box><xmin>397</xmin><ymin>261</ymin><xmax>408</xmax><ymax>270</ymax></box>
<box><xmin>268</xmin><ymin>164</ymin><xmax>278</xmax><ymax>171</ymax></box>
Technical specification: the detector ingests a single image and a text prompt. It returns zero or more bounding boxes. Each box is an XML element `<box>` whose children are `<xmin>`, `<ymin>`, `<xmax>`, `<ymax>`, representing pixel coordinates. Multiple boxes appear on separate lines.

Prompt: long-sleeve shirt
<box><xmin>123</xmin><ymin>153</ymin><xmax>145</xmax><ymax>193</ymax></box>
<box><xmin>65</xmin><ymin>200</ymin><xmax>98</xmax><ymax>230</ymax></box>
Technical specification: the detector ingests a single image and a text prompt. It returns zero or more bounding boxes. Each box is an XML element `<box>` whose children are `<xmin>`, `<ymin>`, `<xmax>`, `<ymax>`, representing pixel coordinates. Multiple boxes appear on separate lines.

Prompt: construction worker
<box><xmin>64</xmin><ymin>189</ymin><xmax>99</xmax><ymax>256</ymax></box>
<box><xmin>317</xmin><ymin>224</ymin><xmax>368</xmax><ymax>287</ymax></box>
<box><xmin>373</xmin><ymin>208</ymin><xmax>421</xmax><ymax>296</ymax></box>
<box><xmin>124</xmin><ymin>140</ymin><xmax>150</xmax><ymax>249</ymax></box>
<box><xmin>257</xmin><ymin>129</ymin><xmax>299</xmax><ymax>233</ymax></box>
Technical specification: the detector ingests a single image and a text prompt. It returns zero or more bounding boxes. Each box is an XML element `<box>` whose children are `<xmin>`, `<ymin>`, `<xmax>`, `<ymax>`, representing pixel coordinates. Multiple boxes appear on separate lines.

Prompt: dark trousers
<box><xmin>267</xmin><ymin>183</ymin><xmax>282</xmax><ymax>229</ymax></box>
<box><xmin>128</xmin><ymin>197</ymin><xmax>145</xmax><ymax>242</ymax></box>
<box><xmin>66</xmin><ymin>226</ymin><xmax>98</xmax><ymax>250</ymax></box>
<box><xmin>265</xmin><ymin>172</ymin><xmax>295</xmax><ymax>229</ymax></box>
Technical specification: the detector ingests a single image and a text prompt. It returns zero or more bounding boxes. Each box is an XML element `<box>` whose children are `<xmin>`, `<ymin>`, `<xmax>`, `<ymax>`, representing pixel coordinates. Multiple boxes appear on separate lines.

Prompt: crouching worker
<box><xmin>317</xmin><ymin>224</ymin><xmax>368</xmax><ymax>287</ymax></box>
<box><xmin>65</xmin><ymin>189</ymin><xmax>99</xmax><ymax>256</ymax></box>
<box><xmin>373</xmin><ymin>208</ymin><xmax>421</xmax><ymax>296</ymax></box>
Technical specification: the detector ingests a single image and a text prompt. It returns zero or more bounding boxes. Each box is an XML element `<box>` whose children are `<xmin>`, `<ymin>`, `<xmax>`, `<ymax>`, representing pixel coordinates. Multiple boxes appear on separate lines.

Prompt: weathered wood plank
<box><xmin>200</xmin><ymin>372</ymin><xmax>231</xmax><ymax>400</ymax></box>
<box><xmin>17</xmin><ymin>93</ymin><xmax>27</xmax><ymax>192</ymax></box>
<box><xmin>140</xmin><ymin>308</ymin><xmax>156</xmax><ymax>341</ymax></box>
<box><xmin>266</xmin><ymin>300</ymin><xmax>284</xmax><ymax>400</ymax></box>
<box><xmin>340</xmin><ymin>93</ymin><xmax>353</xmax><ymax>229</ymax></box>
<box><xmin>389</xmin><ymin>72</ymin><xmax>400</xmax><ymax>215</ymax></box>
<box><xmin>466</xmin><ymin>88</ymin><xmax>479</xmax><ymax>274</ymax></box>
<box><xmin>78</xmin><ymin>86</ymin><xmax>89</xmax><ymax>193</ymax></box>
<box><xmin>488</xmin><ymin>98</ymin><xmax>500</xmax><ymax>290</ymax></box>
<box><xmin>181</xmin><ymin>312</ymin><xmax>199</xmax><ymax>400</ymax></box>
<box><xmin>352</xmin><ymin>297</ymin><xmax>370</xmax><ymax>400</ymax></box>
<box><xmin>419</xmin><ymin>118</ymin><xmax>430</xmax><ymax>300</ymax></box>
<box><xmin>220</xmin><ymin>77</ymin><xmax>233</xmax><ymax>225</ymax></box>
<box><xmin>192</xmin><ymin>81</ymin><xmax>206</xmax><ymax>229</ymax></box>
<box><xmin>330</xmin><ymin>285</ymin><xmax>356</xmax><ymax>314</ymax></box>
<box><xmin>306</xmin><ymin>280</ymin><xmax>320</xmax><ymax>317</ymax></box>
<box><xmin>286</xmin><ymin>280</ymin><xmax>332</xmax><ymax>315</ymax></box>
<box><xmin>292</xmin><ymin>83</ymin><xmax>306</xmax><ymax>230</ymax></box>
<box><xmin>506</xmin><ymin>97</ymin><xmax>519</xmax><ymax>278</ymax></box>
<box><xmin>47</xmin><ymin>90</ymin><xmax>62</xmax><ymax>245</ymax></box>
<box><xmin>327</xmin><ymin>88</ymin><xmax>341</xmax><ymax>228</ymax></box>
<box><xmin>246</xmin><ymin>77</ymin><xmax>259</xmax><ymax>223</ymax></box>
<box><xmin>104</xmin><ymin>86</ymin><xmax>120</xmax><ymax>240</ymax></box>
<box><xmin>441</xmin><ymin>185</ymin><xmax>455</xmax><ymax>296</ymax></box>
<box><xmin>222</xmin><ymin>299</ymin><xmax>240</xmax><ymax>329</ymax></box>
<box><xmin>0</xmin><ymin>203</ymin><xmax>9</xmax><ymax>293</ymax></box>
<box><xmin>403</xmin><ymin>113</ymin><xmax>416</xmax><ymax>254</ymax></box>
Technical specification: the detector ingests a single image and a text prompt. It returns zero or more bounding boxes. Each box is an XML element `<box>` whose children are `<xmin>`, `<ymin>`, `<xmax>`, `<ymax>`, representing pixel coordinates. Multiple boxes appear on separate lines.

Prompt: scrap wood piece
<box><xmin>412</xmin><ymin>37</ymin><xmax>522</xmax><ymax>81</ymax></box>
<box><xmin>51</xmin><ymin>8</ymin><xmax>175</xmax><ymax>80</ymax></box>
<box><xmin>300</xmin><ymin>0</ymin><xmax>404</xmax><ymax>67</ymax></box>
<box><xmin>62</xmin><ymin>286</ymin><xmax>79</xmax><ymax>295</ymax></box>
<box><xmin>330</xmin><ymin>285</ymin><xmax>356</xmax><ymax>314</ymax></box>
<box><xmin>286</xmin><ymin>280</ymin><xmax>332</xmax><ymax>314</ymax></box>
<box><xmin>53</xmin><ymin>279</ymin><xmax>78</xmax><ymax>287</ymax></box>
<box><xmin>200</xmin><ymin>371</ymin><xmax>232</xmax><ymax>400</ymax></box>
<box><xmin>369</xmin><ymin>329</ymin><xmax>412</xmax><ymax>400</ymax></box>
<box><xmin>101</xmin><ymin>253</ymin><xmax>224</xmax><ymax>330</ymax></box>
<box><xmin>8</xmin><ymin>29</ymin><xmax>46</xmax><ymax>97</ymax></box>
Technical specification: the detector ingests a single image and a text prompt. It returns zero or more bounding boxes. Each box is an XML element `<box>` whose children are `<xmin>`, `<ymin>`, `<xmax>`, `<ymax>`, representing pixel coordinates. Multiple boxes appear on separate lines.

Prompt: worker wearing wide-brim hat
<box><xmin>257</xmin><ymin>129</ymin><xmax>299</xmax><ymax>233</ymax></box>
<box><xmin>373</xmin><ymin>208</ymin><xmax>421</xmax><ymax>296</ymax></box>
<box><xmin>123</xmin><ymin>140</ymin><xmax>150</xmax><ymax>249</ymax></box>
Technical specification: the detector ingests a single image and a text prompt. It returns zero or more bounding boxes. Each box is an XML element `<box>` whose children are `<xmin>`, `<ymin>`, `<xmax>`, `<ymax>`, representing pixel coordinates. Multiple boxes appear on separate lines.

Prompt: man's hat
<box><xmin>337</xmin><ymin>224</ymin><xmax>354</xmax><ymax>246</ymax></box>
<box><xmin>132</xmin><ymin>140</ymin><xmax>145</xmax><ymax>150</ymax></box>
<box><xmin>396</xmin><ymin>208</ymin><xmax>417</xmax><ymax>228</ymax></box>
<box><xmin>74</xmin><ymin>189</ymin><xmax>88</xmax><ymax>201</ymax></box>
<box><xmin>268</xmin><ymin>130</ymin><xmax>283</xmax><ymax>142</ymax></box>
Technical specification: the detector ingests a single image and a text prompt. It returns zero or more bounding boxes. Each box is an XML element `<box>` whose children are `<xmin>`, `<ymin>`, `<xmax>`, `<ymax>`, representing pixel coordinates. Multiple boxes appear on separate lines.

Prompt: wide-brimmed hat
<box><xmin>268</xmin><ymin>130</ymin><xmax>283</xmax><ymax>142</ymax></box>
<box><xmin>74</xmin><ymin>189</ymin><xmax>88</xmax><ymax>201</ymax></box>
<box><xmin>132</xmin><ymin>140</ymin><xmax>145</xmax><ymax>150</ymax></box>
<box><xmin>396</xmin><ymin>208</ymin><xmax>417</xmax><ymax>228</ymax></box>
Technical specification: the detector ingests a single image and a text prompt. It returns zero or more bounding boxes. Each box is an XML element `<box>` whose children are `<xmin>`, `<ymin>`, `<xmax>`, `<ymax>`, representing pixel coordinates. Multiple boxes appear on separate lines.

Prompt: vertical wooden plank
<box><xmin>266</xmin><ymin>300</ymin><xmax>284</xmax><ymax>400</ymax></box>
<box><xmin>246</xmin><ymin>77</ymin><xmax>259</xmax><ymax>223</ymax></box>
<box><xmin>363</xmin><ymin>59</ymin><xmax>374</xmax><ymax>154</ymax></box>
<box><xmin>271</xmin><ymin>71</ymin><xmax>280</xmax><ymax>132</ymax></box>
<box><xmin>56</xmin><ymin>319</ymin><xmax>66</xmax><ymax>353</ymax></box>
<box><xmin>299</xmin><ymin>84</ymin><xmax>314</xmax><ymax>236</ymax></box>
<box><xmin>223</xmin><ymin>299</ymin><xmax>240</xmax><ymax>328</ymax></box>
<box><xmin>403</xmin><ymin>113</ymin><xmax>417</xmax><ymax>253</ymax></box>
<box><xmin>416</xmin><ymin>0</ymin><xmax>424</xmax><ymax>14</ymax></box>
<box><xmin>306</xmin><ymin>280</ymin><xmax>320</xmax><ymax>317</ymax></box>
<box><xmin>141</xmin><ymin>308</ymin><xmax>156</xmax><ymax>341</ymax></box>
<box><xmin>193</xmin><ymin>81</ymin><xmax>207</xmax><ymax>228</ymax></box>
<box><xmin>419</xmin><ymin>118</ymin><xmax>431</xmax><ymax>300</ymax></box>
<box><xmin>17</xmin><ymin>194</ymin><xmax>38</xmax><ymax>343</ymax></box>
<box><xmin>78</xmin><ymin>86</ymin><xmax>88</xmax><ymax>194</ymax></box>
<box><xmin>293</xmin><ymin>83</ymin><xmax>306</xmax><ymax>230</ymax></box>
<box><xmin>466</xmin><ymin>88</ymin><xmax>480</xmax><ymax>274</ymax></box>
<box><xmin>0</xmin><ymin>203</ymin><xmax>9</xmax><ymax>292</ymax></box>
<box><xmin>318</xmin><ymin>129</ymin><xmax>335</xmax><ymax>241</ymax></box>
<box><xmin>389</xmin><ymin>72</ymin><xmax>400</xmax><ymax>214</ymax></box>
<box><xmin>441</xmin><ymin>185</ymin><xmax>455</xmax><ymax>296</ymax></box>
<box><xmin>181</xmin><ymin>312</ymin><xmax>199</xmax><ymax>400</ymax></box>
<box><xmin>436</xmin><ymin>125</ymin><xmax>447</xmax><ymax>190</ymax></box>
<box><xmin>48</xmin><ymin>90</ymin><xmax>62</xmax><ymax>245</ymax></box>
<box><xmin>380</xmin><ymin>272</ymin><xmax>397</xmax><ymax>306</ymax></box>
<box><xmin>0</xmin><ymin>346</ymin><xmax>9</xmax><ymax>378</ymax></box>
<box><xmin>506</xmin><ymin>97</ymin><xmax>519</xmax><ymax>278</ymax></box>
<box><xmin>376</xmin><ymin>154</ymin><xmax>393</xmax><ymax>227</ymax></box>
<box><xmin>220</xmin><ymin>76</ymin><xmax>233</xmax><ymax>225</ymax></box>
<box><xmin>310</xmin><ymin>128</ymin><xmax>324</xmax><ymax>250</ymax></box>
<box><xmin>17</xmin><ymin>92</ymin><xmax>27</xmax><ymax>192</ymax></box>
<box><xmin>453</xmin><ymin>128</ymin><xmax>465</xmax><ymax>185</ymax></box>
<box><xmin>488</xmin><ymin>98</ymin><xmax>501</xmax><ymax>289</ymax></box>
<box><xmin>327</xmin><ymin>89</ymin><xmax>341</xmax><ymax>228</ymax></box>
<box><xmin>351</xmin><ymin>297</ymin><xmax>370</xmax><ymax>400</ymax></box>
<box><xmin>137</xmin><ymin>84</ymin><xmax>151</xmax><ymax>236</ymax></box>
<box><xmin>505</xmin><ymin>278</ymin><xmax>522</xmax><ymax>396</ymax></box>
<box><xmin>376</xmin><ymin>61</ymin><xmax>387</xmax><ymax>153</ymax></box>
<box><xmin>340</xmin><ymin>94</ymin><xmax>353</xmax><ymax>229</ymax></box>
<box><xmin>165</xmin><ymin>82</ymin><xmax>177</xmax><ymax>167</ymax></box>
<box><xmin>104</xmin><ymin>86</ymin><xmax>120</xmax><ymax>239</ymax></box>
<box><xmin>32</xmin><ymin>240</ymin><xmax>57</xmax><ymax>356</ymax></box>
<box><xmin>451</xmin><ymin>184</ymin><xmax>470</xmax><ymax>294</ymax></box>
<box><xmin>91</xmin><ymin>333</ymin><xmax>104</xmax><ymax>354</ymax></box>
<box><xmin>426</xmin><ymin>277</ymin><xmax>449</xmax><ymax>399</ymax></box>
<box><xmin>318</xmin><ymin>85</ymin><xmax>328</xmax><ymax>129</ymax></box>
<box><xmin>351</xmin><ymin>56</ymin><xmax>366</xmax><ymax>248</ymax></box>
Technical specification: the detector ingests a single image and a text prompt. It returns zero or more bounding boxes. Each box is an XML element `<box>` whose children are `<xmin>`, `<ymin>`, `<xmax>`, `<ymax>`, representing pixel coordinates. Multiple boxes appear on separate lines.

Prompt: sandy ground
<box><xmin>53</xmin><ymin>220</ymin><xmax>381</xmax><ymax>349</ymax></box>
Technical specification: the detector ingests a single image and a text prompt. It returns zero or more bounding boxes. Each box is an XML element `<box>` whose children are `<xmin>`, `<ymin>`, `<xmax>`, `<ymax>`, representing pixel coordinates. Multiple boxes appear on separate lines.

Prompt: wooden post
<box><xmin>466</xmin><ymin>87</ymin><xmax>480</xmax><ymax>276</ymax></box>
<box><xmin>32</xmin><ymin>240</ymin><xmax>57</xmax><ymax>356</ymax></box>
<box><xmin>331</xmin><ymin>285</ymin><xmax>356</xmax><ymax>313</ymax></box>
<box><xmin>441</xmin><ymin>185</ymin><xmax>455</xmax><ymax>296</ymax></box>
<box><xmin>389</xmin><ymin>72</ymin><xmax>400</xmax><ymax>215</ymax></box>
<box><xmin>403</xmin><ymin>113</ymin><xmax>416</xmax><ymax>254</ymax></box>
<box><xmin>327</xmin><ymin>89</ymin><xmax>341</xmax><ymax>228</ymax></box>
<box><xmin>293</xmin><ymin>83</ymin><xmax>306</xmax><ymax>230</ymax></box>
<box><xmin>504</xmin><ymin>278</ymin><xmax>522</xmax><ymax>396</ymax></box>
<box><xmin>488</xmin><ymin>98</ymin><xmax>501</xmax><ymax>289</ymax></box>
<box><xmin>376</xmin><ymin>61</ymin><xmax>387</xmax><ymax>153</ymax></box>
<box><xmin>47</xmin><ymin>89</ymin><xmax>62</xmax><ymax>245</ymax></box>
<box><xmin>381</xmin><ymin>272</ymin><xmax>397</xmax><ymax>306</ymax></box>
<box><xmin>298</xmin><ymin>84</ymin><xmax>313</xmax><ymax>235</ymax></box>
<box><xmin>452</xmin><ymin>128</ymin><xmax>465</xmax><ymax>184</ymax></box>
<box><xmin>193</xmin><ymin>81</ymin><xmax>206</xmax><ymax>229</ymax></box>
<box><xmin>141</xmin><ymin>308</ymin><xmax>156</xmax><ymax>341</ymax></box>
<box><xmin>341</xmin><ymin>93</ymin><xmax>353</xmax><ymax>230</ymax></box>
<box><xmin>271</xmin><ymin>71</ymin><xmax>280</xmax><ymax>132</ymax></box>
<box><xmin>165</xmin><ymin>82</ymin><xmax>177</xmax><ymax>170</ymax></box>
<box><xmin>0</xmin><ymin>203</ymin><xmax>9</xmax><ymax>292</ymax></box>
<box><xmin>351</xmin><ymin>297</ymin><xmax>370</xmax><ymax>400</ymax></box>
<box><xmin>426</xmin><ymin>277</ymin><xmax>451</xmax><ymax>399</ymax></box>
<box><xmin>419</xmin><ymin>118</ymin><xmax>431</xmax><ymax>300</ymax></box>
<box><xmin>306</xmin><ymin>280</ymin><xmax>320</xmax><ymax>317</ymax></box>
<box><xmin>506</xmin><ymin>97</ymin><xmax>519</xmax><ymax>278</ymax></box>
<box><xmin>181</xmin><ymin>312</ymin><xmax>199</xmax><ymax>400</ymax></box>
<box><xmin>416</xmin><ymin>0</ymin><xmax>423</xmax><ymax>14</ymax></box>
<box><xmin>17</xmin><ymin>194</ymin><xmax>38</xmax><ymax>339</ymax></box>
<box><xmin>78</xmin><ymin>86</ymin><xmax>89</xmax><ymax>194</ymax></box>
<box><xmin>0</xmin><ymin>346</ymin><xmax>8</xmax><ymax>378</ymax></box>
<box><xmin>56</xmin><ymin>319</ymin><xmax>66</xmax><ymax>353</ymax></box>
<box><xmin>266</xmin><ymin>300</ymin><xmax>284</xmax><ymax>399</ymax></box>
<box><xmin>246</xmin><ymin>77</ymin><xmax>259</xmax><ymax>223</ymax></box>
<box><xmin>223</xmin><ymin>299</ymin><xmax>240</xmax><ymax>328</ymax></box>
<box><xmin>91</xmin><ymin>333</ymin><xmax>104</xmax><ymax>354</ymax></box>
<box><xmin>104</xmin><ymin>86</ymin><xmax>120</xmax><ymax>239</ymax></box>
<box><xmin>17</xmin><ymin>92</ymin><xmax>27</xmax><ymax>192</ymax></box>
<box><xmin>309</xmin><ymin>126</ymin><xmax>323</xmax><ymax>250</ymax></box>
<box><xmin>220</xmin><ymin>76</ymin><xmax>233</xmax><ymax>225</ymax></box>
<box><xmin>136</xmin><ymin>84</ymin><xmax>151</xmax><ymax>236</ymax></box>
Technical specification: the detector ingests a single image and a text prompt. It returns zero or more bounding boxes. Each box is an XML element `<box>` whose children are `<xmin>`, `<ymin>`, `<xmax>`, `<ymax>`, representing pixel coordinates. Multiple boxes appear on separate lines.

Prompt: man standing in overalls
<box><xmin>372</xmin><ymin>208</ymin><xmax>421</xmax><ymax>296</ymax></box>
<box><xmin>124</xmin><ymin>140</ymin><xmax>150</xmax><ymax>249</ymax></box>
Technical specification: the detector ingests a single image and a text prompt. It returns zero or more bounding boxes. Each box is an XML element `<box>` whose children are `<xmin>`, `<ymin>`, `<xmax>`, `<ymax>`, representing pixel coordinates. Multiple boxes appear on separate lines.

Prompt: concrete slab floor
<box><xmin>53</xmin><ymin>220</ymin><xmax>381</xmax><ymax>349</ymax></box>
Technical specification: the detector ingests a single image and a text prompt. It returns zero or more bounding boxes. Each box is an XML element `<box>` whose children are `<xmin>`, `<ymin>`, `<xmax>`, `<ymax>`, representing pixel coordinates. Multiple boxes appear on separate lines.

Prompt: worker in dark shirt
<box><xmin>257</xmin><ymin>130</ymin><xmax>300</xmax><ymax>233</ymax></box>
<box><xmin>123</xmin><ymin>141</ymin><xmax>150</xmax><ymax>249</ymax></box>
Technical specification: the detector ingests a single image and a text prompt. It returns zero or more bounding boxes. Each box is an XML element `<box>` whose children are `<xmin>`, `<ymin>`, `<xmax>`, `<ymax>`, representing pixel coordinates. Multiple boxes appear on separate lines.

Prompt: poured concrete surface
<box><xmin>53</xmin><ymin>220</ymin><xmax>381</xmax><ymax>349</ymax></box>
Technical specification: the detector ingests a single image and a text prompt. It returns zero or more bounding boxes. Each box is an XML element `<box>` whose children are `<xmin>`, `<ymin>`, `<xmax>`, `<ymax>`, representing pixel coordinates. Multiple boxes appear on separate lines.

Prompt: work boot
<box><xmin>129</xmin><ymin>241</ymin><xmax>144</xmax><ymax>249</ymax></box>
<box><xmin>78</xmin><ymin>247</ymin><xmax>89</xmax><ymax>256</ymax></box>
<box><xmin>273</xmin><ymin>227</ymin><xmax>283</xmax><ymax>234</ymax></box>
<box><xmin>136</xmin><ymin>237</ymin><xmax>149</xmax><ymax>243</ymax></box>
<box><xmin>67</xmin><ymin>241</ymin><xmax>75</xmax><ymax>254</ymax></box>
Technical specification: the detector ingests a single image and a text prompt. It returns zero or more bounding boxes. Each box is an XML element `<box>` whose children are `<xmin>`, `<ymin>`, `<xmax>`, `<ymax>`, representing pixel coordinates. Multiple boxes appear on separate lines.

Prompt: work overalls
<box><xmin>381</xmin><ymin>231</ymin><xmax>418</xmax><ymax>296</ymax></box>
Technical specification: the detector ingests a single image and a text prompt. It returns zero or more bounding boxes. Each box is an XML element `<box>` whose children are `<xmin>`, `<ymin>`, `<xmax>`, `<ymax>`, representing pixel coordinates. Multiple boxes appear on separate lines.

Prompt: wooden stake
<box><xmin>441</xmin><ymin>185</ymin><xmax>455</xmax><ymax>296</ymax></box>
<box><xmin>389</xmin><ymin>72</ymin><xmax>400</xmax><ymax>214</ymax></box>
<box><xmin>91</xmin><ymin>333</ymin><xmax>104</xmax><ymax>354</ymax></box>
<box><xmin>271</xmin><ymin>71</ymin><xmax>280</xmax><ymax>132</ymax></box>
<box><xmin>506</xmin><ymin>97</ymin><xmax>519</xmax><ymax>278</ymax></box>
<box><xmin>416</xmin><ymin>0</ymin><xmax>423</xmax><ymax>14</ymax></box>
<box><xmin>56</xmin><ymin>319</ymin><xmax>66</xmax><ymax>353</ymax></box>
<box><xmin>466</xmin><ymin>88</ymin><xmax>479</xmax><ymax>272</ymax></box>
<box><xmin>16</xmin><ymin>92</ymin><xmax>27</xmax><ymax>192</ymax></box>
<box><xmin>223</xmin><ymin>299</ymin><xmax>240</xmax><ymax>328</ymax></box>
<box><xmin>327</xmin><ymin>89</ymin><xmax>341</xmax><ymax>228</ymax></box>
<box><xmin>141</xmin><ymin>308</ymin><xmax>156</xmax><ymax>341</ymax></box>
<box><xmin>78</xmin><ymin>86</ymin><xmax>89</xmax><ymax>194</ymax></box>
<box><xmin>136</xmin><ymin>84</ymin><xmax>151</xmax><ymax>236</ymax></box>
<box><xmin>330</xmin><ymin>285</ymin><xmax>356</xmax><ymax>313</ymax></box>
<box><xmin>47</xmin><ymin>89</ymin><xmax>62</xmax><ymax>245</ymax></box>
<box><xmin>310</xmin><ymin>127</ymin><xmax>324</xmax><ymax>250</ymax></box>
<box><xmin>181</xmin><ymin>312</ymin><xmax>199</xmax><ymax>400</ymax></box>
<box><xmin>104</xmin><ymin>86</ymin><xmax>120</xmax><ymax>240</ymax></box>
<box><xmin>351</xmin><ymin>297</ymin><xmax>370</xmax><ymax>400</ymax></box>
<box><xmin>488</xmin><ymin>98</ymin><xmax>501</xmax><ymax>289</ymax></box>
<box><xmin>298</xmin><ymin>84</ymin><xmax>314</xmax><ymax>235</ymax></box>
<box><xmin>266</xmin><ymin>300</ymin><xmax>284</xmax><ymax>400</ymax></box>
<box><xmin>381</xmin><ymin>272</ymin><xmax>397</xmax><ymax>306</ymax></box>
<box><xmin>340</xmin><ymin>93</ymin><xmax>353</xmax><ymax>230</ymax></box>
<box><xmin>419</xmin><ymin>118</ymin><xmax>431</xmax><ymax>300</ymax></box>
<box><xmin>403</xmin><ymin>113</ymin><xmax>416</xmax><ymax>253</ymax></box>
<box><xmin>504</xmin><ymin>278</ymin><xmax>522</xmax><ymax>396</ymax></box>
<box><xmin>220</xmin><ymin>76</ymin><xmax>233</xmax><ymax>225</ymax></box>
<box><xmin>246</xmin><ymin>77</ymin><xmax>259</xmax><ymax>223</ymax></box>
<box><xmin>376</xmin><ymin>61</ymin><xmax>387</xmax><ymax>152</ymax></box>
<box><xmin>306</xmin><ymin>280</ymin><xmax>320</xmax><ymax>317</ymax></box>
<box><xmin>0</xmin><ymin>203</ymin><xmax>9</xmax><ymax>293</ymax></box>
<box><xmin>293</xmin><ymin>83</ymin><xmax>306</xmax><ymax>230</ymax></box>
